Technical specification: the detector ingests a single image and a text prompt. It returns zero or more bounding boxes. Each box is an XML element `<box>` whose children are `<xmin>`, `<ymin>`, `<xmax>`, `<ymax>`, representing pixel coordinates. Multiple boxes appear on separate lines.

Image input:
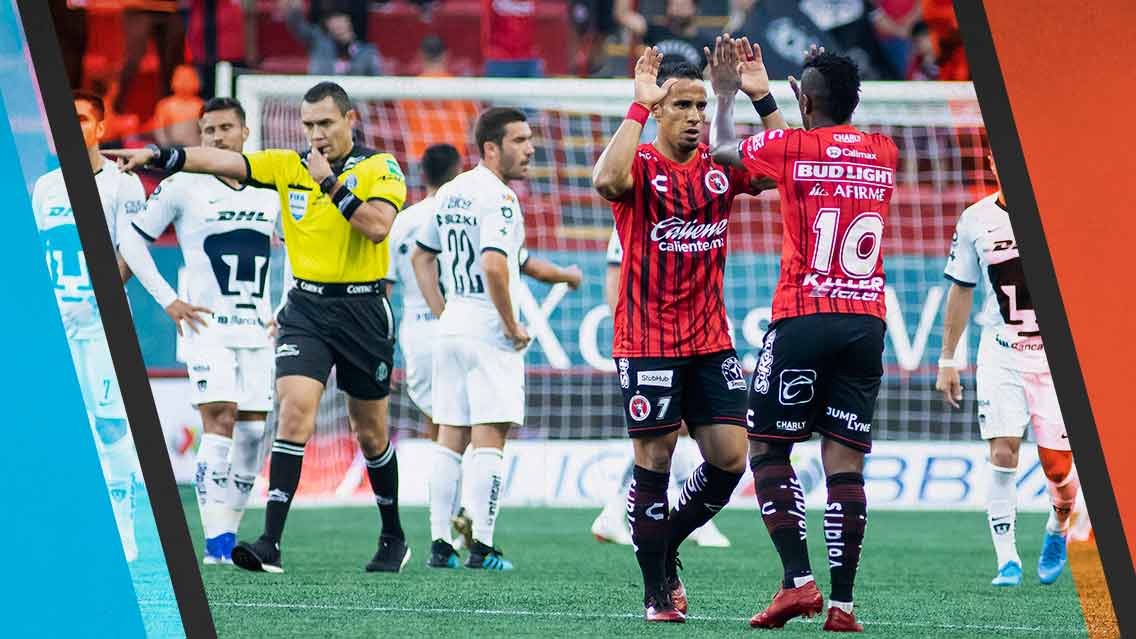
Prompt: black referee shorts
<box><xmin>274</xmin><ymin>280</ymin><xmax>395</xmax><ymax>401</ymax></box>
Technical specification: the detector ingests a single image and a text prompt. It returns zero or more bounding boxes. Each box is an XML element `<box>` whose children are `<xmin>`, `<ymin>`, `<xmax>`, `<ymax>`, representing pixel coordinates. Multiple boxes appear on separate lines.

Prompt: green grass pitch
<box><xmin>178</xmin><ymin>488</ymin><xmax>1086</xmax><ymax>638</ymax></box>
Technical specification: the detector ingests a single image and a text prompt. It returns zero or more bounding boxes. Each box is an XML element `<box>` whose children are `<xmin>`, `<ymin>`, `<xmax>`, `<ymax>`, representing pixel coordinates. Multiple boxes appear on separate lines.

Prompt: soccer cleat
<box><xmin>665</xmin><ymin>552</ymin><xmax>687</xmax><ymax>614</ymax></box>
<box><xmin>991</xmin><ymin>560</ymin><xmax>1022</xmax><ymax>586</ymax></box>
<box><xmin>823</xmin><ymin>606</ymin><xmax>863</xmax><ymax>632</ymax></box>
<box><xmin>466</xmin><ymin>540</ymin><xmax>514</xmax><ymax>571</ymax></box>
<box><xmin>366</xmin><ymin>535</ymin><xmax>411</xmax><ymax>573</ymax></box>
<box><xmin>591</xmin><ymin>504</ymin><xmax>633</xmax><ymax>545</ymax></box>
<box><xmin>231</xmin><ymin>536</ymin><xmax>283</xmax><ymax>574</ymax></box>
<box><xmin>427</xmin><ymin>539</ymin><xmax>461</xmax><ymax>569</ymax></box>
<box><xmin>749</xmin><ymin>580</ymin><xmax>824</xmax><ymax>628</ymax></box>
<box><xmin>204</xmin><ymin>534</ymin><xmax>228</xmax><ymax>565</ymax></box>
<box><xmin>218</xmin><ymin>532</ymin><xmax>236</xmax><ymax>563</ymax></box>
<box><xmin>689</xmin><ymin>519</ymin><xmax>731</xmax><ymax>548</ymax></box>
<box><xmin>1038</xmin><ymin>531</ymin><xmax>1068</xmax><ymax>584</ymax></box>
<box><xmin>644</xmin><ymin>591</ymin><xmax>686</xmax><ymax>623</ymax></box>
<box><xmin>451</xmin><ymin>508</ymin><xmax>474</xmax><ymax>551</ymax></box>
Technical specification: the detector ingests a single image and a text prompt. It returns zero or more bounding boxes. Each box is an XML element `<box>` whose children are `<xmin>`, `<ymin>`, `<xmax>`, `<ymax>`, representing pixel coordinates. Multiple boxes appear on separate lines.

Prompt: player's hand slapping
<box><xmin>505</xmin><ymin>322</ymin><xmax>531</xmax><ymax>352</ymax></box>
<box><xmin>633</xmin><ymin>47</ymin><xmax>678</xmax><ymax>110</ymax></box>
<box><xmin>788</xmin><ymin>44</ymin><xmax>826</xmax><ymax>103</ymax></box>
<box><xmin>935</xmin><ymin>364</ymin><xmax>964</xmax><ymax>409</ymax></box>
<box><xmin>105</xmin><ymin>148</ymin><xmax>156</xmax><ymax>173</ymax></box>
<box><xmin>706</xmin><ymin>34</ymin><xmax>740</xmax><ymax>98</ymax></box>
<box><xmin>166</xmin><ymin>299</ymin><xmax>212</xmax><ymax>336</ymax></box>
<box><xmin>734</xmin><ymin>36</ymin><xmax>774</xmax><ymax>100</ymax></box>
<box><xmin>307</xmin><ymin>145</ymin><xmax>334</xmax><ymax>185</ymax></box>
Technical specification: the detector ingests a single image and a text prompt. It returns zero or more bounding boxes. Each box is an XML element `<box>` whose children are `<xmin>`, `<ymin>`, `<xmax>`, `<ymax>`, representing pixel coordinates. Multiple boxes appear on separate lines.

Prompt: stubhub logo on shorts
<box><xmin>289</xmin><ymin>190</ymin><xmax>309</xmax><ymax>221</ymax></box>
<box><xmin>637</xmin><ymin>370</ymin><xmax>673</xmax><ymax>388</ymax></box>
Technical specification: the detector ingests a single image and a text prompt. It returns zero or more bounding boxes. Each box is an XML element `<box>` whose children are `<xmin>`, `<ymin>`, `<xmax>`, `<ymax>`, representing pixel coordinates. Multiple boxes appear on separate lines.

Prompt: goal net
<box><xmin>238</xmin><ymin>75</ymin><xmax>990</xmax><ymax>502</ymax></box>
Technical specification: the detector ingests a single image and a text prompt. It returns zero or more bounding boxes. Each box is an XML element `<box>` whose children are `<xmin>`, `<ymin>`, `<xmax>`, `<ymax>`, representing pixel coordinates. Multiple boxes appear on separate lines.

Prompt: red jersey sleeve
<box><xmin>738</xmin><ymin>129</ymin><xmax>792</xmax><ymax>180</ymax></box>
<box><xmin>728</xmin><ymin>165</ymin><xmax>764</xmax><ymax>196</ymax></box>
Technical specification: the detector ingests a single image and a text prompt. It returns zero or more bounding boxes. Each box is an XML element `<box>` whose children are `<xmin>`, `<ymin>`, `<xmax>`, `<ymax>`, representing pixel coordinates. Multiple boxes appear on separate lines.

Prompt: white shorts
<box><xmin>399</xmin><ymin>314</ymin><xmax>437</xmax><ymax>418</ymax></box>
<box><xmin>185</xmin><ymin>345</ymin><xmax>274</xmax><ymax>412</ymax></box>
<box><xmin>976</xmin><ymin>363</ymin><xmax>1069</xmax><ymax>451</ymax></box>
<box><xmin>68</xmin><ymin>335</ymin><xmax>126</xmax><ymax>420</ymax></box>
<box><xmin>431</xmin><ymin>333</ymin><xmax>525</xmax><ymax>426</ymax></box>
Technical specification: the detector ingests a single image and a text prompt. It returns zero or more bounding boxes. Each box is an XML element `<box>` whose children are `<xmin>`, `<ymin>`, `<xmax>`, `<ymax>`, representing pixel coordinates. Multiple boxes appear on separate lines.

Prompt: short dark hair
<box><xmin>421</xmin><ymin>144</ymin><xmax>462</xmax><ymax>188</ymax></box>
<box><xmin>303</xmin><ymin>81</ymin><xmax>353</xmax><ymax>115</ymax></box>
<box><xmin>201</xmin><ymin>96</ymin><xmax>246</xmax><ymax>124</ymax></box>
<box><xmin>421</xmin><ymin>34</ymin><xmax>445</xmax><ymax>60</ymax></box>
<box><xmin>802</xmin><ymin>52</ymin><xmax>861</xmax><ymax>124</ymax></box>
<box><xmin>656</xmin><ymin>59</ymin><xmax>703</xmax><ymax>86</ymax></box>
<box><xmin>72</xmin><ymin>90</ymin><xmax>105</xmax><ymax>121</ymax></box>
<box><xmin>474</xmin><ymin>107</ymin><xmax>527</xmax><ymax>157</ymax></box>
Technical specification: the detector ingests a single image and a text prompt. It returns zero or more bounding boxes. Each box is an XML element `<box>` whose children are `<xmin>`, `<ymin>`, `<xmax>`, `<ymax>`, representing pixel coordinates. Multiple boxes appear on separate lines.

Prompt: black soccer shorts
<box><xmin>616</xmin><ymin>349</ymin><xmax>749</xmax><ymax>438</ymax></box>
<box><xmin>747</xmin><ymin>313</ymin><xmax>885</xmax><ymax>452</ymax></box>
<box><xmin>274</xmin><ymin>280</ymin><xmax>395</xmax><ymax>401</ymax></box>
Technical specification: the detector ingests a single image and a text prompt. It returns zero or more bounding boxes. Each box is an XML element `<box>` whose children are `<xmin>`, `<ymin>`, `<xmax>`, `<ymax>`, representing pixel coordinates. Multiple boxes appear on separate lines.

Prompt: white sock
<box><xmin>429</xmin><ymin>445</ymin><xmax>463</xmax><ymax>542</ymax></box>
<box><xmin>225</xmin><ymin>421</ymin><xmax>266</xmax><ymax>535</ymax></box>
<box><xmin>988</xmin><ymin>463</ymin><xmax>1021</xmax><ymax>568</ymax></box>
<box><xmin>195</xmin><ymin>433</ymin><xmax>232</xmax><ymax>539</ymax></box>
<box><xmin>470</xmin><ymin>447</ymin><xmax>505</xmax><ymax>547</ymax></box>
<box><xmin>101</xmin><ymin>433</ymin><xmax>138</xmax><ymax>550</ymax></box>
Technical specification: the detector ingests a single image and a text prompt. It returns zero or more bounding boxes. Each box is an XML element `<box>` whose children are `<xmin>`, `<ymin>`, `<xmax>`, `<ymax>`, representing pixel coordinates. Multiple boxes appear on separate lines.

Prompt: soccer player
<box><xmin>118</xmin><ymin>97</ymin><xmax>280</xmax><ymax>565</ymax></box>
<box><xmin>412</xmin><ymin>108</ymin><xmax>583</xmax><ymax>570</ymax></box>
<box><xmin>937</xmin><ymin>154</ymin><xmax>1079</xmax><ymax>586</ymax></box>
<box><xmin>32</xmin><ymin>91</ymin><xmax>146</xmax><ymax>561</ymax></box>
<box><xmin>592</xmin><ymin>43</ymin><xmax>768</xmax><ymax>622</ymax></box>
<box><xmin>109</xmin><ymin>81</ymin><xmax>409</xmax><ymax>574</ymax></box>
<box><xmin>712</xmin><ymin>41</ymin><xmax>898</xmax><ymax>631</ymax></box>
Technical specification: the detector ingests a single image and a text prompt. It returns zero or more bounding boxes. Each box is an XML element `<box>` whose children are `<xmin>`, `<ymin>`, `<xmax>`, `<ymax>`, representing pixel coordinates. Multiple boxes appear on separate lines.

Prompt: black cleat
<box><xmin>465</xmin><ymin>539</ymin><xmax>514</xmax><ymax>571</ymax></box>
<box><xmin>365</xmin><ymin>534</ymin><xmax>411</xmax><ymax>573</ymax></box>
<box><xmin>231</xmin><ymin>536</ymin><xmax>283</xmax><ymax>573</ymax></box>
<box><xmin>427</xmin><ymin>539</ymin><xmax>461</xmax><ymax>568</ymax></box>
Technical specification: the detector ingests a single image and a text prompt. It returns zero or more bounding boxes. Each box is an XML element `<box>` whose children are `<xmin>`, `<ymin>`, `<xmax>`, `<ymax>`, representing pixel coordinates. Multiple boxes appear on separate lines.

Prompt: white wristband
<box><xmin>938</xmin><ymin>358</ymin><xmax>961</xmax><ymax>368</ymax></box>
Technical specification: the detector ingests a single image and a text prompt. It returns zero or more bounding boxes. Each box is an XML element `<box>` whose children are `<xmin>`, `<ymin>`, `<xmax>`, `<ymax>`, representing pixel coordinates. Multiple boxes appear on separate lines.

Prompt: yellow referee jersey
<box><xmin>243</xmin><ymin>145</ymin><xmax>407</xmax><ymax>283</ymax></box>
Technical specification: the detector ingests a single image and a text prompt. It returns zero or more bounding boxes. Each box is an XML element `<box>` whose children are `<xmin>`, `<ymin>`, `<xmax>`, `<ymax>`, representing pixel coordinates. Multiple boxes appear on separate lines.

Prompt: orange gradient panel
<box><xmin>982</xmin><ymin>1</ymin><xmax>1136</xmax><ymax>562</ymax></box>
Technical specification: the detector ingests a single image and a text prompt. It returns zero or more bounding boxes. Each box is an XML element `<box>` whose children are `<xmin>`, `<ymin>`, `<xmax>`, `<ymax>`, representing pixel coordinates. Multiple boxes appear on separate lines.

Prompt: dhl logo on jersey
<box><xmin>792</xmin><ymin>161</ymin><xmax>895</xmax><ymax>188</ymax></box>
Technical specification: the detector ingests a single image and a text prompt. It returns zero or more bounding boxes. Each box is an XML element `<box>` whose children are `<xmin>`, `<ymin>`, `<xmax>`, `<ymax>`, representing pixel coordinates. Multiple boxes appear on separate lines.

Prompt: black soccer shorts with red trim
<box><xmin>746</xmin><ymin>313</ymin><xmax>885</xmax><ymax>452</ymax></box>
<box><xmin>616</xmin><ymin>349</ymin><xmax>749</xmax><ymax>438</ymax></box>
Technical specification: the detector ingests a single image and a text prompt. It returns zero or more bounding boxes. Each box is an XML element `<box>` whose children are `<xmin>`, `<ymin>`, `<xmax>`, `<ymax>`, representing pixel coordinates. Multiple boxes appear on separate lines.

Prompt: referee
<box><xmin>111</xmin><ymin>81</ymin><xmax>410</xmax><ymax>574</ymax></box>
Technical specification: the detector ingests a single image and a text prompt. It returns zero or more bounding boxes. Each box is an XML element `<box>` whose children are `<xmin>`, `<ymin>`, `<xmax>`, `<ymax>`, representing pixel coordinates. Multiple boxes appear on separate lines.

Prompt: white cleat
<box><xmin>591</xmin><ymin>505</ymin><xmax>633</xmax><ymax>545</ymax></box>
<box><xmin>689</xmin><ymin>520</ymin><xmax>731</xmax><ymax>548</ymax></box>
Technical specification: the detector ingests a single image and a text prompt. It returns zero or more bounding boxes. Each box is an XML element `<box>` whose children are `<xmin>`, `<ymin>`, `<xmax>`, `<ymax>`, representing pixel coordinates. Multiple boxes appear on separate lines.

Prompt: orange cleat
<box><xmin>645</xmin><ymin>593</ymin><xmax>686</xmax><ymax>623</ymax></box>
<box><xmin>749</xmin><ymin>580</ymin><xmax>824</xmax><ymax>628</ymax></box>
<box><xmin>822</xmin><ymin>606</ymin><xmax>863</xmax><ymax>632</ymax></box>
<box><xmin>669</xmin><ymin>575</ymin><xmax>688</xmax><ymax>615</ymax></box>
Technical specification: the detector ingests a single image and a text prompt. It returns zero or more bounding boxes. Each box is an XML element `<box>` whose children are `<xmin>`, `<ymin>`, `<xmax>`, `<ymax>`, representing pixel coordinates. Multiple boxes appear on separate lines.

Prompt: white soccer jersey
<box><xmin>133</xmin><ymin>173</ymin><xmax>280</xmax><ymax>348</ymax></box>
<box><xmin>386</xmin><ymin>195</ymin><xmax>436</xmax><ymax>320</ymax></box>
<box><xmin>416</xmin><ymin>164</ymin><xmax>529</xmax><ymax>343</ymax></box>
<box><xmin>944</xmin><ymin>192</ymin><xmax>1046</xmax><ymax>372</ymax></box>
<box><xmin>32</xmin><ymin>160</ymin><xmax>145</xmax><ymax>340</ymax></box>
<box><xmin>606</xmin><ymin>226</ymin><xmax>622</xmax><ymax>266</ymax></box>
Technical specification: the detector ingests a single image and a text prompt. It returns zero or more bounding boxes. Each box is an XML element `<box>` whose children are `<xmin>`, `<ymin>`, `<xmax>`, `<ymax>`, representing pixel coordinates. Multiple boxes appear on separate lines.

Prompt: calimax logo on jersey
<box><xmin>792</xmin><ymin>161</ymin><xmax>895</xmax><ymax>187</ymax></box>
<box><xmin>650</xmin><ymin>217</ymin><xmax>728</xmax><ymax>253</ymax></box>
<box><xmin>825</xmin><ymin>146</ymin><xmax>878</xmax><ymax>161</ymax></box>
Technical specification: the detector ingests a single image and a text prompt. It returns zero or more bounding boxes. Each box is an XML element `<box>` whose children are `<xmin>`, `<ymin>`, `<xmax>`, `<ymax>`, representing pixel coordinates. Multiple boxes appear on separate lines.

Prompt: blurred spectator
<box><xmin>617</xmin><ymin>0</ymin><xmax>716</xmax><ymax>70</ymax></box>
<box><xmin>419</xmin><ymin>35</ymin><xmax>448</xmax><ymax>76</ymax></box>
<box><xmin>115</xmin><ymin>0</ymin><xmax>186</xmax><ymax>113</ymax></box>
<box><xmin>907</xmin><ymin>21</ymin><xmax>939</xmax><ymax>79</ymax></box>
<box><xmin>49</xmin><ymin>0</ymin><xmax>87</xmax><ymax>90</ymax></box>
<box><xmin>309</xmin><ymin>0</ymin><xmax>369</xmax><ymax>42</ymax></box>
<box><xmin>570</xmin><ymin>0</ymin><xmax>616</xmax><ymax>77</ymax></box>
<box><xmin>870</xmin><ymin>0</ymin><xmax>921</xmax><ymax>79</ymax></box>
<box><xmin>281</xmin><ymin>0</ymin><xmax>384</xmax><ymax>76</ymax></box>
<box><xmin>402</xmin><ymin>36</ymin><xmax>479</xmax><ymax>159</ymax></box>
<box><xmin>482</xmin><ymin>0</ymin><xmax>542</xmax><ymax>77</ymax></box>
<box><xmin>736</xmin><ymin>1</ymin><xmax>838</xmax><ymax>79</ymax></box>
<box><xmin>796</xmin><ymin>0</ymin><xmax>901</xmax><ymax>79</ymax></box>
<box><xmin>188</xmin><ymin>0</ymin><xmax>250</xmax><ymax>99</ymax></box>
<box><xmin>922</xmin><ymin>0</ymin><xmax>968</xmax><ymax>80</ymax></box>
<box><xmin>89</xmin><ymin>77</ymin><xmax>140</xmax><ymax>142</ymax></box>
<box><xmin>152</xmin><ymin>65</ymin><xmax>204</xmax><ymax>147</ymax></box>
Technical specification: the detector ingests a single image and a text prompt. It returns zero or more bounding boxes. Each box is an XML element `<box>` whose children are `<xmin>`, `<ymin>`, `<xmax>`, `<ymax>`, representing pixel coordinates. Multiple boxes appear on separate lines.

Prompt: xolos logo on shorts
<box><xmin>779</xmin><ymin>369</ymin><xmax>817</xmax><ymax>405</ymax></box>
<box><xmin>628</xmin><ymin>394</ymin><xmax>652</xmax><ymax>422</ymax></box>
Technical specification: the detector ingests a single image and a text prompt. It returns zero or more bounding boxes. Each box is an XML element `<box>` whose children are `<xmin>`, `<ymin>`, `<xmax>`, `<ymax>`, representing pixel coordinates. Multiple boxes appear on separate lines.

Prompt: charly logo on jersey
<box><xmin>704</xmin><ymin>169</ymin><xmax>729</xmax><ymax>195</ymax></box>
<box><xmin>288</xmin><ymin>190</ymin><xmax>309</xmax><ymax>221</ymax></box>
<box><xmin>651</xmin><ymin>174</ymin><xmax>669</xmax><ymax>193</ymax></box>
<box><xmin>720</xmin><ymin>356</ymin><xmax>747</xmax><ymax>391</ymax></box>
<box><xmin>833</xmin><ymin>133</ymin><xmax>862</xmax><ymax>144</ymax></box>
<box><xmin>628</xmin><ymin>394</ymin><xmax>652</xmax><ymax>422</ymax></box>
<box><xmin>650</xmin><ymin>217</ymin><xmax>728</xmax><ymax>253</ymax></box>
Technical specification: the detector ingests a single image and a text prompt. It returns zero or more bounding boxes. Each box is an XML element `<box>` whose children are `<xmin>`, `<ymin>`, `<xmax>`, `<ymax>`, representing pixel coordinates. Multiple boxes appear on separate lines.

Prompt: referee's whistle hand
<box><xmin>165</xmin><ymin>299</ymin><xmax>212</xmax><ymax>336</ymax></box>
<box><xmin>306</xmin><ymin>145</ymin><xmax>333</xmax><ymax>183</ymax></box>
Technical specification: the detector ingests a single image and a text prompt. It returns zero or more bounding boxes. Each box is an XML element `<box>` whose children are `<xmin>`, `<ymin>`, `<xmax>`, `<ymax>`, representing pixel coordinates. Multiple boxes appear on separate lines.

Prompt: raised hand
<box><xmin>104</xmin><ymin>148</ymin><xmax>156</xmax><ymax>173</ymax></box>
<box><xmin>633</xmin><ymin>47</ymin><xmax>677</xmax><ymax>108</ymax></box>
<box><xmin>306</xmin><ymin>145</ymin><xmax>334</xmax><ymax>184</ymax></box>
<box><xmin>706</xmin><ymin>34</ymin><xmax>740</xmax><ymax>97</ymax></box>
<box><xmin>734</xmin><ymin>37</ymin><xmax>772</xmax><ymax>99</ymax></box>
<box><xmin>788</xmin><ymin>44</ymin><xmax>826</xmax><ymax>102</ymax></box>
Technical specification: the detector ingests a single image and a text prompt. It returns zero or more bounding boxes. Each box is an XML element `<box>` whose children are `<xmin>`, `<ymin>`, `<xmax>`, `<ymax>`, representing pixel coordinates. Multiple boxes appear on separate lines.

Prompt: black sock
<box><xmin>751</xmin><ymin>454</ymin><xmax>812</xmax><ymax>587</ymax></box>
<box><xmin>263</xmin><ymin>439</ymin><xmax>305</xmax><ymax>544</ymax></box>
<box><xmin>826</xmin><ymin>472</ymin><xmax>867</xmax><ymax>603</ymax></box>
<box><xmin>667</xmin><ymin>462</ymin><xmax>743</xmax><ymax>553</ymax></box>
<box><xmin>628</xmin><ymin>465</ymin><xmax>670</xmax><ymax>601</ymax></box>
<box><xmin>365</xmin><ymin>442</ymin><xmax>404</xmax><ymax>540</ymax></box>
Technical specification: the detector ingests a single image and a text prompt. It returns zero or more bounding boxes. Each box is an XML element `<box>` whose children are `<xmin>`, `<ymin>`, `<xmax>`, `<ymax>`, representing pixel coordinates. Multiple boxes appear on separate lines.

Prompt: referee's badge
<box><xmin>344</xmin><ymin>174</ymin><xmax>358</xmax><ymax>190</ymax></box>
<box><xmin>288</xmin><ymin>190</ymin><xmax>309</xmax><ymax>221</ymax></box>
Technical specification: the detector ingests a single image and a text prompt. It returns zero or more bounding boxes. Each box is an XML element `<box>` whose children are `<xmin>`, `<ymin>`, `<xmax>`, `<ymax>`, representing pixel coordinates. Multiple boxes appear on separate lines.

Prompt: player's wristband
<box><xmin>626</xmin><ymin>102</ymin><xmax>650</xmax><ymax>126</ymax></box>
<box><xmin>331</xmin><ymin>185</ymin><xmax>363</xmax><ymax>221</ymax></box>
<box><xmin>937</xmin><ymin>357</ymin><xmax>961</xmax><ymax>368</ymax></box>
<box><xmin>318</xmin><ymin>175</ymin><xmax>338</xmax><ymax>194</ymax></box>
<box><xmin>146</xmin><ymin>144</ymin><xmax>186</xmax><ymax>172</ymax></box>
<box><xmin>752</xmin><ymin>93</ymin><xmax>778</xmax><ymax>118</ymax></box>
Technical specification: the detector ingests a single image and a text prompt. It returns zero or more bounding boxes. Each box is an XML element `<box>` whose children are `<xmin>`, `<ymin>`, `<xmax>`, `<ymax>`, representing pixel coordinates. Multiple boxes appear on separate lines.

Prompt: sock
<box><xmin>429</xmin><ymin>445</ymin><xmax>463</xmax><ymax>542</ymax></box>
<box><xmin>752</xmin><ymin>455</ymin><xmax>812</xmax><ymax>587</ymax></box>
<box><xmin>628</xmin><ymin>465</ymin><xmax>670</xmax><ymax>599</ymax></box>
<box><xmin>264</xmin><ymin>439</ymin><xmax>305</xmax><ymax>544</ymax></box>
<box><xmin>195</xmin><ymin>433</ymin><xmax>232</xmax><ymax>539</ymax></box>
<box><xmin>469</xmin><ymin>447</ymin><xmax>505</xmax><ymax>546</ymax></box>
<box><xmin>225</xmin><ymin>420</ymin><xmax>266</xmax><ymax>535</ymax></box>
<box><xmin>365</xmin><ymin>441</ymin><xmax>404</xmax><ymax>540</ymax></box>
<box><xmin>825</xmin><ymin>472</ymin><xmax>867</xmax><ymax>604</ymax></box>
<box><xmin>102</xmin><ymin>433</ymin><xmax>138</xmax><ymax>548</ymax></box>
<box><xmin>667</xmin><ymin>462</ymin><xmax>743</xmax><ymax>551</ymax></box>
<box><xmin>1047</xmin><ymin>466</ymin><xmax>1079</xmax><ymax>534</ymax></box>
<box><xmin>987</xmin><ymin>463</ymin><xmax>1021</xmax><ymax>567</ymax></box>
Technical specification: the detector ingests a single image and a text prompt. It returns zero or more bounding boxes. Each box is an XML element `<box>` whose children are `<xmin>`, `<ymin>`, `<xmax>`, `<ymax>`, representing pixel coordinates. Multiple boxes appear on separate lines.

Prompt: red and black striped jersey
<box><xmin>739</xmin><ymin>125</ymin><xmax>898</xmax><ymax>322</ymax></box>
<box><xmin>611</xmin><ymin>143</ymin><xmax>759</xmax><ymax>358</ymax></box>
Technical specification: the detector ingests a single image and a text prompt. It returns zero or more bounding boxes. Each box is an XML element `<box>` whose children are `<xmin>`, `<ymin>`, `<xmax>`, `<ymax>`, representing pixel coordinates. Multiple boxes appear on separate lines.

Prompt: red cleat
<box><xmin>749</xmin><ymin>581</ymin><xmax>824</xmax><ymax>628</ymax></box>
<box><xmin>669</xmin><ymin>576</ymin><xmax>688</xmax><ymax>615</ymax></box>
<box><xmin>644</xmin><ymin>594</ymin><xmax>686</xmax><ymax>623</ymax></box>
<box><xmin>823</xmin><ymin>606</ymin><xmax>863</xmax><ymax>632</ymax></box>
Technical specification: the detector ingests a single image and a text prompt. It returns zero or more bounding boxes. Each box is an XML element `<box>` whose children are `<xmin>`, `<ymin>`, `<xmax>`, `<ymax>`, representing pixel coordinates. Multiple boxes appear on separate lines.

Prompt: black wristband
<box><xmin>146</xmin><ymin>144</ymin><xmax>186</xmax><ymax>172</ymax></box>
<box><xmin>319</xmin><ymin>175</ymin><xmax>338</xmax><ymax>194</ymax></box>
<box><xmin>752</xmin><ymin>93</ymin><xmax>778</xmax><ymax>118</ymax></box>
<box><xmin>331</xmin><ymin>185</ymin><xmax>363</xmax><ymax>221</ymax></box>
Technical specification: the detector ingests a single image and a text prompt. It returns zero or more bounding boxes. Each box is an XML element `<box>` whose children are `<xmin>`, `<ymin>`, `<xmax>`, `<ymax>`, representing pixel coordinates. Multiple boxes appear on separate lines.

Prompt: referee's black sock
<box><xmin>264</xmin><ymin>439</ymin><xmax>305</xmax><ymax>544</ymax></box>
<box><xmin>365</xmin><ymin>442</ymin><xmax>404</xmax><ymax>540</ymax></box>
